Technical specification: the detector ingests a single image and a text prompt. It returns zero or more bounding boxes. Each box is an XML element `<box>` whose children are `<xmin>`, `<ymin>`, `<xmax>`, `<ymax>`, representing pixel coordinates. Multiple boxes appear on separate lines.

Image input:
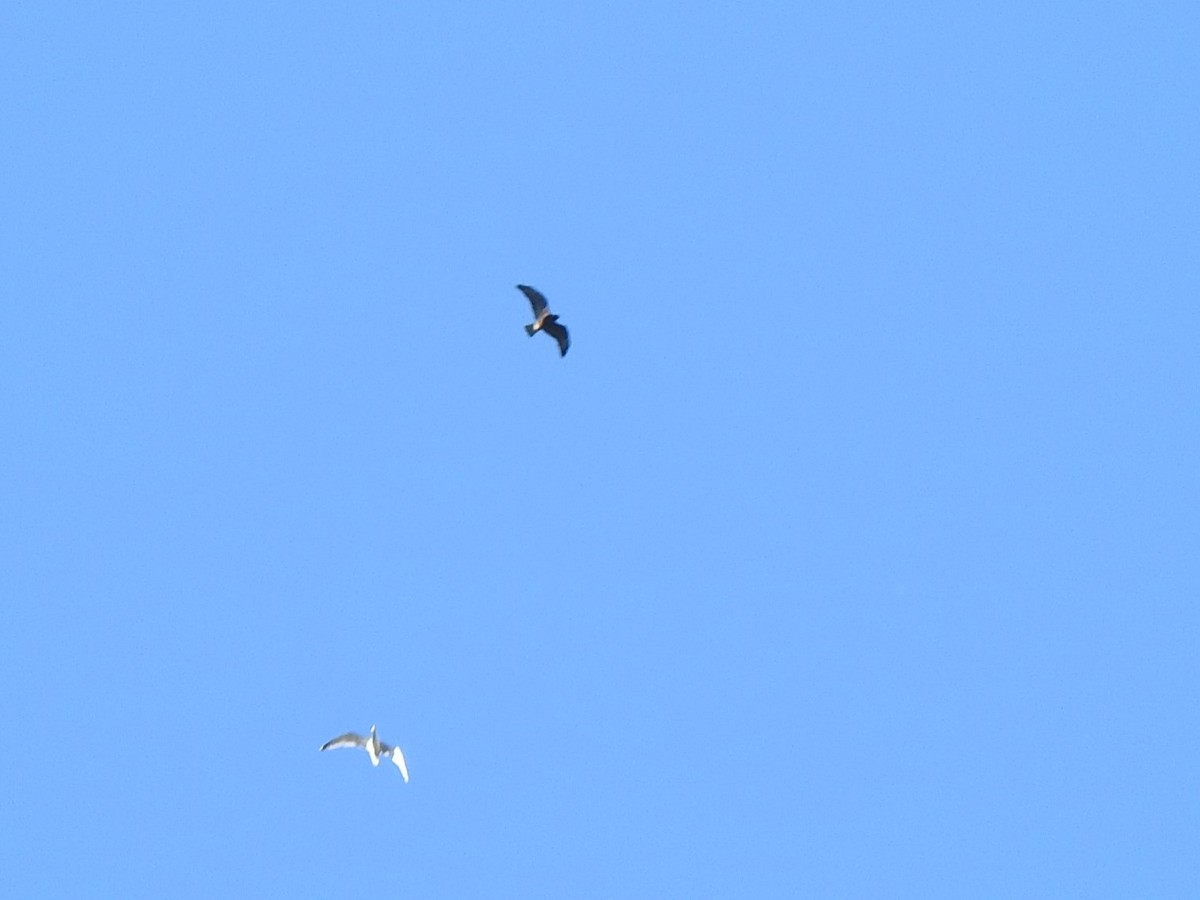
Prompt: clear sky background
<box><xmin>2</xmin><ymin>2</ymin><xmax>1197</xmax><ymax>897</ymax></box>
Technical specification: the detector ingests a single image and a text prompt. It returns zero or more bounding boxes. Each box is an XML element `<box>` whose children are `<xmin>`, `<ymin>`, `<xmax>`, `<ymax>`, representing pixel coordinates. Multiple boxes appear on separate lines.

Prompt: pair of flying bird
<box><xmin>320</xmin><ymin>290</ymin><xmax>565</xmax><ymax>787</ymax></box>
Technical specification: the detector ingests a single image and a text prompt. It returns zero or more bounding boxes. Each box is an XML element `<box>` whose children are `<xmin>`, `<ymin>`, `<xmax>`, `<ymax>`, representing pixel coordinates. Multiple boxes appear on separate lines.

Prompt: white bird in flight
<box><xmin>320</xmin><ymin>725</ymin><xmax>409</xmax><ymax>782</ymax></box>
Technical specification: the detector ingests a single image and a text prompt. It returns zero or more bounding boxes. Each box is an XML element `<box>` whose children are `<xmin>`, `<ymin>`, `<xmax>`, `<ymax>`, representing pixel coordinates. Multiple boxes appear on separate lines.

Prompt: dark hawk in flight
<box><xmin>516</xmin><ymin>284</ymin><xmax>570</xmax><ymax>357</ymax></box>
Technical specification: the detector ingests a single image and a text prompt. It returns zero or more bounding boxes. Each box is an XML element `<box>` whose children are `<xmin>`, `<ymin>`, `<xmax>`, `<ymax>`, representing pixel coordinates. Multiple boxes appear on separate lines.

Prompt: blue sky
<box><xmin>2</xmin><ymin>2</ymin><xmax>1197</xmax><ymax>896</ymax></box>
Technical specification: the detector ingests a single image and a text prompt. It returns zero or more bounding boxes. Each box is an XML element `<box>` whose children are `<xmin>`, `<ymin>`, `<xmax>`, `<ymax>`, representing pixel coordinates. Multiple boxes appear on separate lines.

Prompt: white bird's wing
<box><xmin>382</xmin><ymin>744</ymin><xmax>410</xmax><ymax>782</ymax></box>
<box><xmin>320</xmin><ymin>732</ymin><xmax>367</xmax><ymax>752</ymax></box>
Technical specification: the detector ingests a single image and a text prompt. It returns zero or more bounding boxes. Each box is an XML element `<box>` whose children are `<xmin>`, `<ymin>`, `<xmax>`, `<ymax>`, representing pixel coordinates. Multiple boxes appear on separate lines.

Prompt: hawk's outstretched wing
<box><xmin>516</xmin><ymin>284</ymin><xmax>548</xmax><ymax>317</ymax></box>
<box><xmin>541</xmin><ymin>318</ymin><xmax>570</xmax><ymax>357</ymax></box>
<box><xmin>320</xmin><ymin>732</ymin><xmax>366</xmax><ymax>752</ymax></box>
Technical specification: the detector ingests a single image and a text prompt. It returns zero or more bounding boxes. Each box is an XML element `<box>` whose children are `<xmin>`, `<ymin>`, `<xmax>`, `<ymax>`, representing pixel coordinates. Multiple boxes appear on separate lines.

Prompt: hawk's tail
<box><xmin>525</xmin><ymin>324</ymin><xmax>536</xmax><ymax>336</ymax></box>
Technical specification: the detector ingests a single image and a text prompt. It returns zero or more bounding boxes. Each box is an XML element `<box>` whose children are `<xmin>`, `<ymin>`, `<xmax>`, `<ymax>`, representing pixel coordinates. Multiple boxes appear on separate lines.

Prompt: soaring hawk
<box><xmin>516</xmin><ymin>284</ymin><xmax>570</xmax><ymax>357</ymax></box>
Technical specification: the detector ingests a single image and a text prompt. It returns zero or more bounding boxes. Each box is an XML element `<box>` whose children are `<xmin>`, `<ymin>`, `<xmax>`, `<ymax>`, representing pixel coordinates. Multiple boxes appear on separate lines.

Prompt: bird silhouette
<box><xmin>517</xmin><ymin>284</ymin><xmax>570</xmax><ymax>356</ymax></box>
